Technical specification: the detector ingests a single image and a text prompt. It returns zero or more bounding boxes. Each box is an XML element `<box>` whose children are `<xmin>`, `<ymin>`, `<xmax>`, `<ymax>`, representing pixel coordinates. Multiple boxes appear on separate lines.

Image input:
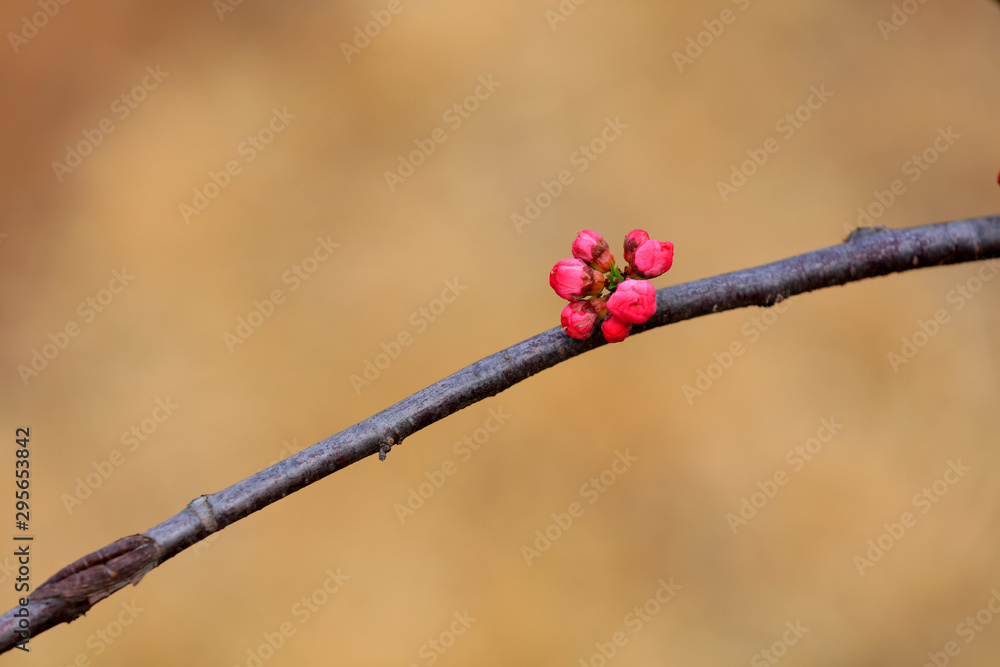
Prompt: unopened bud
<box><xmin>623</xmin><ymin>229</ymin><xmax>649</xmax><ymax>265</ymax></box>
<box><xmin>606</xmin><ymin>278</ymin><xmax>656</xmax><ymax>324</ymax></box>
<box><xmin>550</xmin><ymin>258</ymin><xmax>606</xmax><ymax>301</ymax></box>
<box><xmin>560</xmin><ymin>299</ymin><xmax>605</xmax><ymax>340</ymax></box>
<box><xmin>601</xmin><ymin>315</ymin><xmax>632</xmax><ymax>343</ymax></box>
<box><xmin>572</xmin><ymin>230</ymin><xmax>615</xmax><ymax>272</ymax></box>
<box><xmin>631</xmin><ymin>239</ymin><xmax>674</xmax><ymax>279</ymax></box>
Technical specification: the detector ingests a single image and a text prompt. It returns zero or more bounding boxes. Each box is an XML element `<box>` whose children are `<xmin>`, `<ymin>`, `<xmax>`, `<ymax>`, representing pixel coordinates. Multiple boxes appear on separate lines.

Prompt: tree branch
<box><xmin>4</xmin><ymin>215</ymin><xmax>999</xmax><ymax>652</ymax></box>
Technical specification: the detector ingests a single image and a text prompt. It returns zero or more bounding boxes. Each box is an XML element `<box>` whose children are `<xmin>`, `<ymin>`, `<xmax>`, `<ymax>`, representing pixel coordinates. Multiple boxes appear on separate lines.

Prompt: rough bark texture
<box><xmin>3</xmin><ymin>216</ymin><xmax>998</xmax><ymax>652</ymax></box>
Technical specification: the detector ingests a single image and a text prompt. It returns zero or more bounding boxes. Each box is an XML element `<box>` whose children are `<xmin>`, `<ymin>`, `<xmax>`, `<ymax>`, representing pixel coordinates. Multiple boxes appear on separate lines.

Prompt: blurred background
<box><xmin>2</xmin><ymin>1</ymin><xmax>1000</xmax><ymax>665</ymax></box>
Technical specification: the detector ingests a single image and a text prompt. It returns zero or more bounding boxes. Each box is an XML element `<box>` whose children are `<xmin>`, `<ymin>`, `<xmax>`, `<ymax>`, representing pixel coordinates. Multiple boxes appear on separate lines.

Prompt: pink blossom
<box><xmin>631</xmin><ymin>240</ymin><xmax>674</xmax><ymax>279</ymax></box>
<box><xmin>572</xmin><ymin>230</ymin><xmax>614</xmax><ymax>272</ymax></box>
<box><xmin>601</xmin><ymin>315</ymin><xmax>631</xmax><ymax>343</ymax></box>
<box><xmin>549</xmin><ymin>258</ymin><xmax>605</xmax><ymax>301</ymax></box>
<box><xmin>560</xmin><ymin>299</ymin><xmax>605</xmax><ymax>340</ymax></box>
<box><xmin>623</xmin><ymin>229</ymin><xmax>649</xmax><ymax>265</ymax></box>
<box><xmin>605</xmin><ymin>278</ymin><xmax>656</xmax><ymax>324</ymax></box>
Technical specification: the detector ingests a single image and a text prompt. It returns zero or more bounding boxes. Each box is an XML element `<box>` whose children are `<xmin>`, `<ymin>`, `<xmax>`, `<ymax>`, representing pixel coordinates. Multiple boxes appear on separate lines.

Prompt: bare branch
<box><xmin>3</xmin><ymin>216</ymin><xmax>998</xmax><ymax>652</ymax></box>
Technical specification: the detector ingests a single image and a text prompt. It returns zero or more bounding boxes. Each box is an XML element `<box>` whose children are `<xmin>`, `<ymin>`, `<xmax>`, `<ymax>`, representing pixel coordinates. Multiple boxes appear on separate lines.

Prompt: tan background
<box><xmin>2</xmin><ymin>1</ymin><xmax>1000</xmax><ymax>665</ymax></box>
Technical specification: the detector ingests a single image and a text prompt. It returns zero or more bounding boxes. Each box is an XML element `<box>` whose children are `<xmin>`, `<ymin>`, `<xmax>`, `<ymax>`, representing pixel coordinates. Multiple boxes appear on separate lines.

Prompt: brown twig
<box><xmin>3</xmin><ymin>216</ymin><xmax>999</xmax><ymax>652</ymax></box>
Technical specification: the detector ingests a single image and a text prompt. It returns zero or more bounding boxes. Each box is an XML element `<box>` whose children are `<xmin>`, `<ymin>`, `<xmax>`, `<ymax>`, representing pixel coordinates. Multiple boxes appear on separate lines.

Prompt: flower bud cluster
<box><xmin>549</xmin><ymin>229</ymin><xmax>674</xmax><ymax>343</ymax></box>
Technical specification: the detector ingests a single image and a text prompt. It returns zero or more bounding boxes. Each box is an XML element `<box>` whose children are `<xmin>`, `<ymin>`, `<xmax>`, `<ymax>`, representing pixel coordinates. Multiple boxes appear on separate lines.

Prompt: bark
<box><xmin>2</xmin><ymin>216</ymin><xmax>998</xmax><ymax>652</ymax></box>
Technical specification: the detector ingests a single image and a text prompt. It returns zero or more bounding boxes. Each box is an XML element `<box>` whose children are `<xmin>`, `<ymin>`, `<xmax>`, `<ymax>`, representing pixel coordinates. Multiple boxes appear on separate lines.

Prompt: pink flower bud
<box><xmin>631</xmin><ymin>239</ymin><xmax>674</xmax><ymax>279</ymax></box>
<box><xmin>560</xmin><ymin>298</ymin><xmax>605</xmax><ymax>340</ymax></box>
<box><xmin>605</xmin><ymin>278</ymin><xmax>656</xmax><ymax>324</ymax></box>
<box><xmin>601</xmin><ymin>315</ymin><xmax>631</xmax><ymax>343</ymax></box>
<box><xmin>572</xmin><ymin>230</ymin><xmax>614</xmax><ymax>272</ymax></box>
<box><xmin>550</xmin><ymin>258</ymin><xmax>606</xmax><ymax>301</ymax></box>
<box><xmin>623</xmin><ymin>229</ymin><xmax>649</xmax><ymax>265</ymax></box>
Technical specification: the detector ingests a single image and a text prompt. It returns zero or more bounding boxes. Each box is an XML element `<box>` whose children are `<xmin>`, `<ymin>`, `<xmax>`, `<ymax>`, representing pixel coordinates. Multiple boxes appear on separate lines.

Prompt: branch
<box><xmin>4</xmin><ymin>216</ymin><xmax>999</xmax><ymax>652</ymax></box>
